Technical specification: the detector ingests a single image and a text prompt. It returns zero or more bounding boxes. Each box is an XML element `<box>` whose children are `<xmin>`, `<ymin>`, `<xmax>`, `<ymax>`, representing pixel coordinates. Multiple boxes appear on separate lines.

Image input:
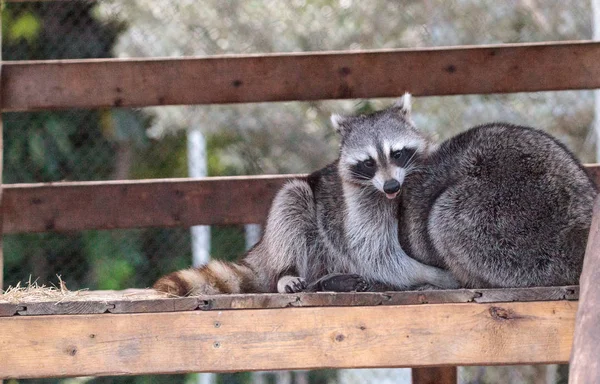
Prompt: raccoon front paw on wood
<box><xmin>277</xmin><ymin>276</ymin><xmax>307</xmax><ymax>293</ymax></box>
<box><xmin>309</xmin><ymin>273</ymin><xmax>371</xmax><ymax>292</ymax></box>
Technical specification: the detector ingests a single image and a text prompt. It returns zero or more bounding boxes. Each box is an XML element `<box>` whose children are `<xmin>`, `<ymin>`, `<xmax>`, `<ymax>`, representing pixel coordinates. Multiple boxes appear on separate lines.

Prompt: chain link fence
<box><xmin>2</xmin><ymin>1</ymin><xmax>593</xmax><ymax>383</ymax></box>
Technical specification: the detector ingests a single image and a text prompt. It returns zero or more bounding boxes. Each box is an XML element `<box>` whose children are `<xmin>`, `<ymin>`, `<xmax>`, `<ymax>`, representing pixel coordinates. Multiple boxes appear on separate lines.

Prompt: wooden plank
<box><xmin>412</xmin><ymin>367</ymin><xmax>457</xmax><ymax>384</ymax></box>
<box><xmin>109</xmin><ymin>297</ymin><xmax>200</xmax><ymax>314</ymax></box>
<box><xmin>569</xmin><ymin>196</ymin><xmax>600</xmax><ymax>383</ymax></box>
<box><xmin>0</xmin><ymin>23</ymin><xmax>4</xmax><ymax>292</ymax></box>
<box><xmin>0</xmin><ymin>301</ymin><xmax>576</xmax><ymax>379</ymax></box>
<box><xmin>0</xmin><ymin>286</ymin><xmax>578</xmax><ymax>317</ymax></box>
<box><xmin>3</xmin><ymin>164</ymin><xmax>599</xmax><ymax>234</ymax></box>
<box><xmin>0</xmin><ymin>303</ymin><xmax>19</xmax><ymax>317</ymax></box>
<box><xmin>17</xmin><ymin>301</ymin><xmax>113</xmax><ymax>316</ymax></box>
<box><xmin>2</xmin><ymin>175</ymin><xmax>296</xmax><ymax>233</ymax></box>
<box><xmin>4</xmin><ymin>41</ymin><xmax>600</xmax><ymax>112</ymax></box>
<box><xmin>5</xmin><ymin>0</ymin><xmax>86</xmax><ymax>2</ymax></box>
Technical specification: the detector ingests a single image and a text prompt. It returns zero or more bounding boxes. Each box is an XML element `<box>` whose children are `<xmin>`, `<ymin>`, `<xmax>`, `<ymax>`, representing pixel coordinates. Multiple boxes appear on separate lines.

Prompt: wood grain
<box><xmin>569</xmin><ymin>197</ymin><xmax>600</xmax><ymax>383</ymax></box>
<box><xmin>0</xmin><ymin>286</ymin><xmax>578</xmax><ymax>317</ymax></box>
<box><xmin>0</xmin><ymin>300</ymin><xmax>577</xmax><ymax>379</ymax></box>
<box><xmin>3</xmin><ymin>164</ymin><xmax>599</xmax><ymax>234</ymax></box>
<box><xmin>0</xmin><ymin>53</ymin><xmax>4</xmax><ymax>290</ymax></box>
<box><xmin>4</xmin><ymin>41</ymin><xmax>600</xmax><ymax>112</ymax></box>
<box><xmin>2</xmin><ymin>175</ymin><xmax>296</xmax><ymax>233</ymax></box>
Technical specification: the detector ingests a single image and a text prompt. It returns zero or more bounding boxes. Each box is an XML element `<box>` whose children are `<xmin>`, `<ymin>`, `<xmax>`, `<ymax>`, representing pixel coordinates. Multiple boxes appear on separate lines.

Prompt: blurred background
<box><xmin>1</xmin><ymin>1</ymin><xmax>595</xmax><ymax>383</ymax></box>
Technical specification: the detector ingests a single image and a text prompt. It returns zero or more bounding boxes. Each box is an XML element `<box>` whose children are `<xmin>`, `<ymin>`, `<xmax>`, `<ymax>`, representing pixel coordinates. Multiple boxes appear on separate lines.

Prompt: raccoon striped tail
<box><xmin>153</xmin><ymin>260</ymin><xmax>258</xmax><ymax>296</ymax></box>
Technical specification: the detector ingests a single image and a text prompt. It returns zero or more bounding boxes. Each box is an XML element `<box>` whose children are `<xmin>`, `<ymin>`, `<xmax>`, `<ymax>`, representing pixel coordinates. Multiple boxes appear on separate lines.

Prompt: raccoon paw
<box><xmin>277</xmin><ymin>276</ymin><xmax>307</xmax><ymax>294</ymax></box>
<box><xmin>309</xmin><ymin>273</ymin><xmax>371</xmax><ymax>292</ymax></box>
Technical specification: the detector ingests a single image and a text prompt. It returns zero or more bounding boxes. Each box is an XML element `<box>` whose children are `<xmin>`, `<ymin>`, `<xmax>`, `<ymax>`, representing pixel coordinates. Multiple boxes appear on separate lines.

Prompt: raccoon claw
<box><xmin>309</xmin><ymin>273</ymin><xmax>371</xmax><ymax>292</ymax></box>
<box><xmin>355</xmin><ymin>278</ymin><xmax>370</xmax><ymax>292</ymax></box>
<box><xmin>277</xmin><ymin>276</ymin><xmax>307</xmax><ymax>294</ymax></box>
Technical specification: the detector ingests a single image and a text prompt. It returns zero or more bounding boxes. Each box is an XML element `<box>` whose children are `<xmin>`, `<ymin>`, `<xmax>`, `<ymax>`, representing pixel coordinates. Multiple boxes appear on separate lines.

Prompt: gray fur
<box><xmin>244</xmin><ymin>94</ymin><xmax>459</xmax><ymax>292</ymax></box>
<box><xmin>398</xmin><ymin>122</ymin><xmax>597</xmax><ymax>287</ymax></box>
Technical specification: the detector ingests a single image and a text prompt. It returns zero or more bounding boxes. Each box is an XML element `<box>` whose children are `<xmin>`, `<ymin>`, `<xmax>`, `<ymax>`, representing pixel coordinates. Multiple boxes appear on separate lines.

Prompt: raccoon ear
<box><xmin>330</xmin><ymin>114</ymin><xmax>351</xmax><ymax>136</ymax></box>
<box><xmin>393</xmin><ymin>92</ymin><xmax>412</xmax><ymax>118</ymax></box>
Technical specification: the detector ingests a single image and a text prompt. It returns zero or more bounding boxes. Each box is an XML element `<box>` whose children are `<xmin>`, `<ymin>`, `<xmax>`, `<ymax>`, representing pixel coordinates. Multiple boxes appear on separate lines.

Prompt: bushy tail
<box><xmin>153</xmin><ymin>260</ymin><xmax>258</xmax><ymax>296</ymax></box>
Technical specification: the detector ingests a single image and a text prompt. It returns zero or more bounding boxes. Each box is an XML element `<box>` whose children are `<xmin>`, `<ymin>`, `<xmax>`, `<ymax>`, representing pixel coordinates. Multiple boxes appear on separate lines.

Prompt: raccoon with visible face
<box><xmin>323</xmin><ymin>98</ymin><xmax>596</xmax><ymax>289</ymax></box>
<box><xmin>153</xmin><ymin>94</ymin><xmax>459</xmax><ymax>296</ymax></box>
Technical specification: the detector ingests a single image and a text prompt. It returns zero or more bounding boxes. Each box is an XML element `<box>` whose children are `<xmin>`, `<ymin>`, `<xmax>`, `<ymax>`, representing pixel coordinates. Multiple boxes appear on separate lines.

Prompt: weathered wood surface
<box><xmin>4</xmin><ymin>164</ymin><xmax>599</xmax><ymax>234</ymax></box>
<box><xmin>412</xmin><ymin>367</ymin><xmax>457</xmax><ymax>384</ymax></box>
<box><xmin>2</xmin><ymin>175</ymin><xmax>296</xmax><ymax>233</ymax></box>
<box><xmin>4</xmin><ymin>0</ymin><xmax>81</xmax><ymax>2</ymax></box>
<box><xmin>0</xmin><ymin>300</ymin><xmax>577</xmax><ymax>379</ymax></box>
<box><xmin>569</xmin><ymin>197</ymin><xmax>600</xmax><ymax>383</ymax></box>
<box><xmin>4</xmin><ymin>41</ymin><xmax>600</xmax><ymax>112</ymax></box>
<box><xmin>0</xmin><ymin>285</ymin><xmax>578</xmax><ymax>317</ymax></box>
<box><xmin>0</xmin><ymin>50</ymin><xmax>4</xmax><ymax>291</ymax></box>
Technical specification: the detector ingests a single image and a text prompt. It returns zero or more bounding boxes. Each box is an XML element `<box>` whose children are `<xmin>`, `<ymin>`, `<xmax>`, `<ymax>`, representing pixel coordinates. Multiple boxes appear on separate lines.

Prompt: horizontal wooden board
<box><xmin>3</xmin><ymin>164</ymin><xmax>599</xmax><ymax>234</ymax></box>
<box><xmin>2</xmin><ymin>175</ymin><xmax>297</xmax><ymax>233</ymax></box>
<box><xmin>4</xmin><ymin>0</ymin><xmax>78</xmax><ymax>2</ymax></box>
<box><xmin>0</xmin><ymin>300</ymin><xmax>577</xmax><ymax>378</ymax></box>
<box><xmin>0</xmin><ymin>285</ymin><xmax>578</xmax><ymax>317</ymax></box>
<box><xmin>3</xmin><ymin>41</ymin><xmax>600</xmax><ymax>112</ymax></box>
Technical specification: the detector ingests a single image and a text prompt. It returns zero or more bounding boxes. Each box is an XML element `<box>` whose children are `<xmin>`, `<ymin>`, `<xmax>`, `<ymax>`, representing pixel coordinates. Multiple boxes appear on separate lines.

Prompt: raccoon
<box><xmin>395</xmin><ymin>122</ymin><xmax>597</xmax><ymax>288</ymax></box>
<box><xmin>153</xmin><ymin>94</ymin><xmax>460</xmax><ymax>296</ymax></box>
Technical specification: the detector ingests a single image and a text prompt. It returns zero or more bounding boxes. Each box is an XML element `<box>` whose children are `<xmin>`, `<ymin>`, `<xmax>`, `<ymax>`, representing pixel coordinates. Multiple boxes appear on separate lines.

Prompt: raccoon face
<box><xmin>332</xmin><ymin>93</ymin><xmax>430</xmax><ymax>199</ymax></box>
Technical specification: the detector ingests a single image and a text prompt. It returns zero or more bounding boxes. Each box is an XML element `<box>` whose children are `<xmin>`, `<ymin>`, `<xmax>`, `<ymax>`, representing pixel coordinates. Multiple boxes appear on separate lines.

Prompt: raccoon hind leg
<box><xmin>252</xmin><ymin>179</ymin><xmax>320</xmax><ymax>292</ymax></box>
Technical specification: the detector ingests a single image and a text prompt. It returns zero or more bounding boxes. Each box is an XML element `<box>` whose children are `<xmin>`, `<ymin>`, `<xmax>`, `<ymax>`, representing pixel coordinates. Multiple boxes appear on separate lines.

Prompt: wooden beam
<box><xmin>3</xmin><ymin>164</ymin><xmax>599</xmax><ymax>234</ymax></box>
<box><xmin>2</xmin><ymin>175</ymin><xmax>296</xmax><ymax>233</ymax></box>
<box><xmin>0</xmin><ymin>300</ymin><xmax>577</xmax><ymax>379</ymax></box>
<box><xmin>569</xmin><ymin>196</ymin><xmax>600</xmax><ymax>383</ymax></box>
<box><xmin>4</xmin><ymin>41</ymin><xmax>600</xmax><ymax>112</ymax></box>
<box><xmin>0</xmin><ymin>285</ymin><xmax>579</xmax><ymax>317</ymax></box>
<box><xmin>412</xmin><ymin>367</ymin><xmax>457</xmax><ymax>384</ymax></box>
<box><xmin>5</xmin><ymin>0</ymin><xmax>85</xmax><ymax>2</ymax></box>
<box><xmin>0</xmin><ymin>7</ymin><xmax>4</xmax><ymax>293</ymax></box>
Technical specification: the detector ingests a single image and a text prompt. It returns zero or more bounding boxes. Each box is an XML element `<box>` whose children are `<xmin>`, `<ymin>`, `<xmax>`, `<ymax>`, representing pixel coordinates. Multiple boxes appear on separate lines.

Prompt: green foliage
<box><xmin>7</xmin><ymin>11</ymin><xmax>41</xmax><ymax>44</ymax></box>
<box><xmin>206</xmin><ymin>131</ymin><xmax>245</xmax><ymax>176</ymax></box>
<box><xmin>82</xmin><ymin>231</ymin><xmax>143</xmax><ymax>290</ymax></box>
<box><xmin>131</xmin><ymin>132</ymin><xmax>188</xmax><ymax>179</ymax></box>
<box><xmin>211</xmin><ymin>226</ymin><xmax>246</xmax><ymax>262</ymax></box>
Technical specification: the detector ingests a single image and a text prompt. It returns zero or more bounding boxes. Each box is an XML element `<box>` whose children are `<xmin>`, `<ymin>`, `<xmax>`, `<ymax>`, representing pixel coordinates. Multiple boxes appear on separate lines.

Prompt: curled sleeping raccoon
<box><xmin>395</xmin><ymin>121</ymin><xmax>597</xmax><ymax>288</ymax></box>
<box><xmin>154</xmin><ymin>94</ymin><xmax>460</xmax><ymax>296</ymax></box>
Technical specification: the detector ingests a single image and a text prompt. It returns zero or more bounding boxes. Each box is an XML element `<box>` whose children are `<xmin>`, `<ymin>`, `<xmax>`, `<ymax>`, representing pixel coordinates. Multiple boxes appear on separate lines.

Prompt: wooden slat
<box><xmin>3</xmin><ymin>164</ymin><xmax>599</xmax><ymax>234</ymax></box>
<box><xmin>5</xmin><ymin>0</ymin><xmax>85</xmax><ymax>2</ymax></box>
<box><xmin>2</xmin><ymin>175</ymin><xmax>297</xmax><ymax>233</ymax></box>
<box><xmin>0</xmin><ymin>300</ymin><xmax>576</xmax><ymax>379</ymax></box>
<box><xmin>0</xmin><ymin>285</ymin><xmax>579</xmax><ymax>317</ymax></box>
<box><xmin>569</xmin><ymin>196</ymin><xmax>600</xmax><ymax>383</ymax></box>
<box><xmin>4</xmin><ymin>41</ymin><xmax>600</xmax><ymax>112</ymax></box>
<box><xmin>0</xmin><ymin>24</ymin><xmax>4</xmax><ymax>291</ymax></box>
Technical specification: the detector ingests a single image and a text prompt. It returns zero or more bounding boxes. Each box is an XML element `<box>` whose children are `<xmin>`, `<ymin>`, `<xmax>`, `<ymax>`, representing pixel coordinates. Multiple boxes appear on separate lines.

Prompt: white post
<box><xmin>188</xmin><ymin>129</ymin><xmax>211</xmax><ymax>268</ymax></box>
<box><xmin>187</xmin><ymin>128</ymin><xmax>213</xmax><ymax>384</ymax></box>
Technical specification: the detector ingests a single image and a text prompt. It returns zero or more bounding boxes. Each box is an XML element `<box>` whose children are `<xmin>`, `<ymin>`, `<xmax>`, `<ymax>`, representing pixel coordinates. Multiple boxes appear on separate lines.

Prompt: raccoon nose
<box><xmin>383</xmin><ymin>179</ymin><xmax>401</xmax><ymax>194</ymax></box>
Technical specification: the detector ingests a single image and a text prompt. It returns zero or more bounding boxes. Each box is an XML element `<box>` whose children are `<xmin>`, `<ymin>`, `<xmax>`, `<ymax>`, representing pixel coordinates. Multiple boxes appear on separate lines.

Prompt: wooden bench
<box><xmin>1</xmin><ymin>18</ymin><xmax>599</xmax><ymax>382</ymax></box>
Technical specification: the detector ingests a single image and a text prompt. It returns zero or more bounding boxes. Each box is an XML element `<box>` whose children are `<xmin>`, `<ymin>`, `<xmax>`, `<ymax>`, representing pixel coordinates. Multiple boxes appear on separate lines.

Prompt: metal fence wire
<box><xmin>1</xmin><ymin>1</ymin><xmax>591</xmax><ymax>383</ymax></box>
